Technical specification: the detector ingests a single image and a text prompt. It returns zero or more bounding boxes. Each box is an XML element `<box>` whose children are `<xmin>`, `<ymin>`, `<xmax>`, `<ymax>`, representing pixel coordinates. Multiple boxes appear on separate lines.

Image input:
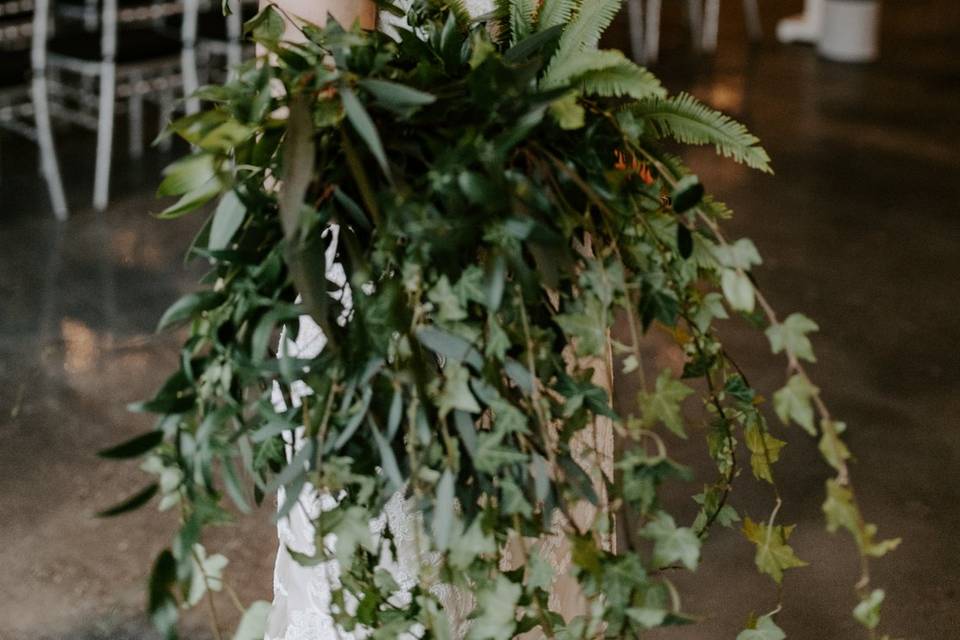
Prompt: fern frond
<box><xmin>580</xmin><ymin>61</ymin><xmax>666</xmax><ymax>100</ymax></box>
<box><xmin>543</xmin><ymin>49</ymin><xmax>665</xmax><ymax>100</ymax></box>
<box><xmin>632</xmin><ymin>93</ymin><xmax>772</xmax><ymax>172</ymax></box>
<box><xmin>446</xmin><ymin>0</ymin><xmax>473</xmax><ymax>27</ymax></box>
<box><xmin>545</xmin><ymin>0</ymin><xmax>622</xmax><ymax>81</ymax></box>
<box><xmin>490</xmin><ymin>0</ymin><xmax>513</xmax><ymax>45</ymax></box>
<box><xmin>509</xmin><ymin>0</ymin><xmax>537</xmax><ymax>44</ymax></box>
<box><xmin>536</xmin><ymin>0</ymin><xmax>577</xmax><ymax>30</ymax></box>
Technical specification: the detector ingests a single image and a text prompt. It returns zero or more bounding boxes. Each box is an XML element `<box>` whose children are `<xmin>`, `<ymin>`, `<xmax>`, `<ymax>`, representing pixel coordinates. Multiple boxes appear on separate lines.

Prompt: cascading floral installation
<box><xmin>98</xmin><ymin>1</ymin><xmax>900</xmax><ymax>638</ymax></box>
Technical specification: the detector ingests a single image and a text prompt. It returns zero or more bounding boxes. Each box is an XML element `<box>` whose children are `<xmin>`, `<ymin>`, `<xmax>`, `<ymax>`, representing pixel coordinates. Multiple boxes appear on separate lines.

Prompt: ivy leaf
<box><xmin>693</xmin><ymin>487</ymin><xmax>740</xmax><ymax>531</ymax></box>
<box><xmin>416</xmin><ymin>325</ymin><xmax>483</xmax><ymax>369</ymax></box>
<box><xmin>822</xmin><ymin>480</ymin><xmax>901</xmax><ymax>558</ymax></box>
<box><xmin>233</xmin><ymin>601</ymin><xmax>272</xmax><ymax>640</ymax></box>
<box><xmin>637</xmin><ymin>370</ymin><xmax>693</xmax><ymax>438</ymax></box>
<box><xmin>467</xmin><ymin>576</ymin><xmax>521</xmax><ymax>640</ymax></box>
<box><xmin>485</xmin><ymin>317</ymin><xmax>510</xmax><ymax>361</ymax></box>
<box><xmin>713</xmin><ymin>238</ymin><xmax>762</xmax><ymax>270</ymax></box>
<box><xmin>818</xmin><ymin>421</ymin><xmax>850</xmax><ymax>473</ymax></box>
<box><xmin>244</xmin><ymin>4</ymin><xmax>284</xmax><ymax>46</ymax></box>
<box><xmin>626</xmin><ymin>607</ymin><xmax>668</xmax><ymax>629</ymax></box>
<box><xmin>474</xmin><ymin>432</ymin><xmax>529</xmax><ymax>473</ymax></box>
<box><xmin>641</xmin><ymin>512</ymin><xmax>700</xmax><ymax>570</ymax></box>
<box><xmin>744</xmin><ymin>419</ymin><xmax>786</xmax><ymax>484</ymax></box>
<box><xmin>722</xmin><ymin>269</ymin><xmax>755</xmax><ymax>313</ymax></box>
<box><xmin>549</xmin><ymin>92</ymin><xmax>585</xmax><ymax>130</ymax></box>
<box><xmin>773</xmin><ymin>374</ymin><xmax>818</xmax><ymax>435</ymax></box>
<box><xmin>333</xmin><ymin>506</ymin><xmax>378</xmax><ymax>565</ymax></box>
<box><xmin>429</xmin><ymin>276</ymin><xmax>468</xmax><ymax>322</ymax></box>
<box><xmin>527</xmin><ymin>550</ymin><xmax>555</xmax><ymax>591</ymax></box>
<box><xmin>853</xmin><ymin>589</ymin><xmax>885</xmax><ymax>630</ymax></box>
<box><xmin>439</xmin><ymin>362</ymin><xmax>482</xmax><ymax>417</ymax></box>
<box><xmin>742</xmin><ymin>517</ymin><xmax>807</xmax><ymax>584</ymax></box>
<box><xmin>555</xmin><ymin>295</ymin><xmax>607</xmax><ymax>357</ymax></box>
<box><xmin>765</xmin><ymin>313</ymin><xmax>819</xmax><ymax>363</ymax></box>
<box><xmin>693</xmin><ymin>291</ymin><xmax>729</xmax><ymax>332</ymax></box>
<box><xmin>449</xmin><ymin>519</ymin><xmax>496</xmax><ymax>569</ymax></box>
<box><xmin>736</xmin><ymin>614</ymin><xmax>786</xmax><ymax>640</ymax></box>
<box><xmin>500</xmin><ymin>478</ymin><xmax>533</xmax><ymax>517</ymax></box>
<box><xmin>187</xmin><ymin>543</ymin><xmax>229</xmax><ymax>606</ymax></box>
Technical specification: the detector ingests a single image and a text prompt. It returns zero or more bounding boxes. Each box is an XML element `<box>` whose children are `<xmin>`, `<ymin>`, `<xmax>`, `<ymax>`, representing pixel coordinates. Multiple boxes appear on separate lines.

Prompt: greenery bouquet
<box><xmin>100</xmin><ymin>1</ymin><xmax>898</xmax><ymax>638</ymax></box>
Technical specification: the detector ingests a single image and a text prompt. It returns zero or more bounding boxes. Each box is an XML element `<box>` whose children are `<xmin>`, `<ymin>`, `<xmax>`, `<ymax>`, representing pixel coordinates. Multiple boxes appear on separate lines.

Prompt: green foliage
<box><xmin>736</xmin><ymin>613</ymin><xmax>786</xmax><ymax>640</ymax></box>
<box><xmin>742</xmin><ymin>517</ymin><xmax>808</xmax><ymax>584</ymax></box>
<box><xmin>631</xmin><ymin>93</ymin><xmax>773</xmax><ymax>172</ymax></box>
<box><xmin>114</xmin><ymin>1</ymin><xmax>896</xmax><ymax>638</ymax></box>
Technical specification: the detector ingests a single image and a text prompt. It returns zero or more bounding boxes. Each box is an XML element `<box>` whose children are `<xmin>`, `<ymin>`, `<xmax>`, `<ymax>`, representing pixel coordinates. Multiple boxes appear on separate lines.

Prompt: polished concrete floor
<box><xmin>1</xmin><ymin>1</ymin><xmax>958</xmax><ymax>638</ymax></box>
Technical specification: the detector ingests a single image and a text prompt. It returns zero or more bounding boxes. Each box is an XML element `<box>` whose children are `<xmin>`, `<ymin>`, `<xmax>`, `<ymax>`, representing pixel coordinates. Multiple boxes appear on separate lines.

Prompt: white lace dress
<box><xmin>265</xmin><ymin>5</ymin><xmax>493</xmax><ymax>639</ymax></box>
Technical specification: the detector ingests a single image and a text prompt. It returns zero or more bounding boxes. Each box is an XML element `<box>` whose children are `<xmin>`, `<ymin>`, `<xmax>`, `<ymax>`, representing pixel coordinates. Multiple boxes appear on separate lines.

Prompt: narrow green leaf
<box><xmin>97</xmin><ymin>483</ymin><xmax>159</xmax><ymax>517</ymax></box>
<box><xmin>157</xmin><ymin>154</ymin><xmax>216</xmax><ymax>197</ymax></box>
<box><xmin>341</xmin><ymin>87</ymin><xmax>390</xmax><ymax>177</ymax></box>
<box><xmin>157</xmin><ymin>291</ymin><xmax>226</xmax><ymax>331</ymax></box>
<box><xmin>359</xmin><ymin>79</ymin><xmax>436</xmax><ymax>107</ymax></box>
<box><xmin>208</xmin><ymin>190</ymin><xmax>246</xmax><ymax>251</ymax></box>
<box><xmin>671</xmin><ymin>175</ymin><xmax>704</xmax><ymax>213</ymax></box>
<box><xmin>98</xmin><ymin>430</ymin><xmax>164</xmax><ymax>459</ymax></box>
<box><xmin>433</xmin><ymin>469</ymin><xmax>456</xmax><ymax>551</ymax></box>
<box><xmin>279</xmin><ymin>94</ymin><xmax>315</xmax><ymax>240</ymax></box>
<box><xmin>148</xmin><ymin>549</ymin><xmax>179</xmax><ymax>640</ymax></box>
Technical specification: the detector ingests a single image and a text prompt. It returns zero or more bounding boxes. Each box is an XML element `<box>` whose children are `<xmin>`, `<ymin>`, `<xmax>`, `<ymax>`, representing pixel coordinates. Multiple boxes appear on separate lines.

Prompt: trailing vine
<box><xmin>99</xmin><ymin>1</ymin><xmax>899</xmax><ymax>638</ymax></box>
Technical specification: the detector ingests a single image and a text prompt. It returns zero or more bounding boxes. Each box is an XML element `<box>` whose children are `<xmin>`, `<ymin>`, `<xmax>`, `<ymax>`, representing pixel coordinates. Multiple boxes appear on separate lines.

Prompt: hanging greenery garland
<box><xmin>100</xmin><ymin>1</ymin><xmax>899</xmax><ymax>638</ymax></box>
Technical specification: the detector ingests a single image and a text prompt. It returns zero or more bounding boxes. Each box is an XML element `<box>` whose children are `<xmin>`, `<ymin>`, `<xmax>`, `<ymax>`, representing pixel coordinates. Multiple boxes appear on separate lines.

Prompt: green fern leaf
<box><xmin>546</xmin><ymin>0</ymin><xmax>622</xmax><ymax>77</ymax></box>
<box><xmin>632</xmin><ymin>93</ymin><xmax>772</xmax><ymax>172</ymax></box>
<box><xmin>543</xmin><ymin>49</ymin><xmax>665</xmax><ymax>100</ymax></box>
<box><xmin>536</xmin><ymin>0</ymin><xmax>577</xmax><ymax>30</ymax></box>
<box><xmin>447</xmin><ymin>0</ymin><xmax>473</xmax><ymax>27</ymax></box>
<box><xmin>509</xmin><ymin>0</ymin><xmax>537</xmax><ymax>44</ymax></box>
<box><xmin>581</xmin><ymin>62</ymin><xmax>665</xmax><ymax>99</ymax></box>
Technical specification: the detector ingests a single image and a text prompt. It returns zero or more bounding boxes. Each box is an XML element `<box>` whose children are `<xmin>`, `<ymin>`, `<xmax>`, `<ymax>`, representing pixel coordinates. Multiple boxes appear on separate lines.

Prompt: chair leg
<box><xmin>626</xmin><ymin>0</ymin><xmax>645</xmax><ymax>63</ymax></box>
<box><xmin>182</xmin><ymin>46</ymin><xmax>200</xmax><ymax>115</ymax></box>
<box><xmin>686</xmin><ymin>0</ymin><xmax>703</xmax><ymax>52</ymax></box>
<box><xmin>226</xmin><ymin>0</ymin><xmax>242</xmax><ymax>73</ymax></box>
<box><xmin>743</xmin><ymin>0</ymin><xmax>762</xmax><ymax>41</ymax></box>
<box><xmin>157</xmin><ymin>89</ymin><xmax>174</xmax><ymax>152</ymax></box>
<box><xmin>128</xmin><ymin>73</ymin><xmax>144</xmax><ymax>158</ymax></box>
<box><xmin>32</xmin><ymin>74</ymin><xmax>69</xmax><ymax>220</ymax></box>
<box><xmin>93</xmin><ymin>61</ymin><xmax>115</xmax><ymax>211</ymax></box>
<box><xmin>644</xmin><ymin>0</ymin><xmax>662</xmax><ymax>64</ymax></box>
<box><xmin>702</xmin><ymin>0</ymin><xmax>720</xmax><ymax>52</ymax></box>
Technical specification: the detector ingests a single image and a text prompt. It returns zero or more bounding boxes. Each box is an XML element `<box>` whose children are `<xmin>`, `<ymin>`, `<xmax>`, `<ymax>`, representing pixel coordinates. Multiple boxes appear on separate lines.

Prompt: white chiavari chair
<box><xmin>0</xmin><ymin>0</ymin><xmax>68</xmax><ymax>217</ymax></box>
<box><xmin>36</xmin><ymin>0</ymin><xmax>200</xmax><ymax>209</ymax></box>
<box><xmin>627</xmin><ymin>0</ymin><xmax>762</xmax><ymax>64</ymax></box>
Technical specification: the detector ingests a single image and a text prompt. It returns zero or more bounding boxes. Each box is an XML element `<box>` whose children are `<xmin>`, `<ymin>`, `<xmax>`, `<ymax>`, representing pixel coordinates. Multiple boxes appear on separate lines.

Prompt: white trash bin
<box><xmin>818</xmin><ymin>0</ymin><xmax>881</xmax><ymax>62</ymax></box>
